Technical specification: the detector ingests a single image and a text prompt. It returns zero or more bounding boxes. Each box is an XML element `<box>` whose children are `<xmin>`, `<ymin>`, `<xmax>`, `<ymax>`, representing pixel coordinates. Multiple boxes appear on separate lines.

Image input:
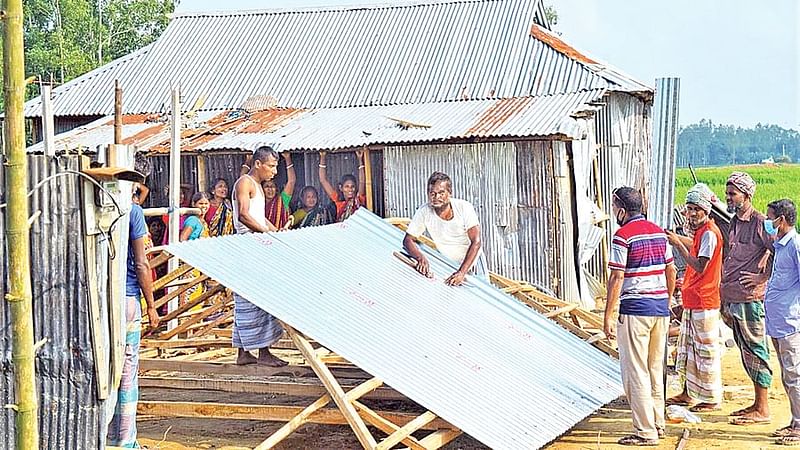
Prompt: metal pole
<box><xmin>41</xmin><ymin>84</ymin><xmax>55</xmax><ymax>157</ymax></box>
<box><xmin>168</xmin><ymin>87</ymin><xmax>181</xmax><ymax>331</ymax></box>
<box><xmin>3</xmin><ymin>0</ymin><xmax>41</xmax><ymax>447</ymax></box>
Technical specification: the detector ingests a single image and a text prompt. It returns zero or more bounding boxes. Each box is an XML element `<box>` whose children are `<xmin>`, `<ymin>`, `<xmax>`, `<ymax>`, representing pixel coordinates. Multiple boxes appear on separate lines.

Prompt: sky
<box><xmin>176</xmin><ymin>0</ymin><xmax>799</xmax><ymax>129</ymax></box>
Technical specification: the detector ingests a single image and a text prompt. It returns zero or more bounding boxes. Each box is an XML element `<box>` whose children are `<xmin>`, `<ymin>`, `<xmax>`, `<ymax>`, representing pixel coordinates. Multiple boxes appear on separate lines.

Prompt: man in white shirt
<box><xmin>403</xmin><ymin>171</ymin><xmax>487</xmax><ymax>286</ymax></box>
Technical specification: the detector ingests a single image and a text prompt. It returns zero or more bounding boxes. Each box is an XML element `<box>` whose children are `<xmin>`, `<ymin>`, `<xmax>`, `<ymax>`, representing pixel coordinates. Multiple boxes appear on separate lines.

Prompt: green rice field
<box><xmin>674</xmin><ymin>164</ymin><xmax>800</xmax><ymax>213</ymax></box>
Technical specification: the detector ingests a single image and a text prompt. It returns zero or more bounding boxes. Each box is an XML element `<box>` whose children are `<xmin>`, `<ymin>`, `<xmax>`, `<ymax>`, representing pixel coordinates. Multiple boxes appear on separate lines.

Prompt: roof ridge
<box><xmin>173</xmin><ymin>0</ymin><xmax>520</xmax><ymax>18</ymax></box>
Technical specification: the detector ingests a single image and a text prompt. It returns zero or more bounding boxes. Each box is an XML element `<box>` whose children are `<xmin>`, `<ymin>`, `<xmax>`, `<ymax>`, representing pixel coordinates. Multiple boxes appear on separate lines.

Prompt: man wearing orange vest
<box><xmin>666</xmin><ymin>183</ymin><xmax>724</xmax><ymax>413</ymax></box>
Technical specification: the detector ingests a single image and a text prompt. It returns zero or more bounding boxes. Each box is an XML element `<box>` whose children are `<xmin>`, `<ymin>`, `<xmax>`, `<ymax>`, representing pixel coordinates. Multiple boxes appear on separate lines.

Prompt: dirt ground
<box><xmin>138</xmin><ymin>344</ymin><xmax>791</xmax><ymax>449</ymax></box>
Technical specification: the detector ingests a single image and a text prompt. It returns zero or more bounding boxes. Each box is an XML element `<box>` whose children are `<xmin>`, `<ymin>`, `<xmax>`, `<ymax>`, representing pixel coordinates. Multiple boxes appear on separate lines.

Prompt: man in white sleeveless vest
<box><xmin>231</xmin><ymin>146</ymin><xmax>287</xmax><ymax>366</ymax></box>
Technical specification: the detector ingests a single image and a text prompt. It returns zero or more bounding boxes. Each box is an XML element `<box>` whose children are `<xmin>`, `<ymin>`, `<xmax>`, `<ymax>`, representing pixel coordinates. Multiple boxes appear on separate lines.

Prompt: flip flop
<box><xmin>776</xmin><ymin>434</ymin><xmax>800</xmax><ymax>446</ymax></box>
<box><xmin>773</xmin><ymin>426</ymin><xmax>798</xmax><ymax>437</ymax></box>
<box><xmin>730</xmin><ymin>416</ymin><xmax>771</xmax><ymax>426</ymax></box>
<box><xmin>730</xmin><ymin>406</ymin><xmax>756</xmax><ymax>417</ymax></box>
<box><xmin>617</xmin><ymin>435</ymin><xmax>658</xmax><ymax>446</ymax></box>
<box><xmin>665</xmin><ymin>398</ymin><xmax>692</xmax><ymax>407</ymax></box>
<box><xmin>689</xmin><ymin>403</ymin><xmax>722</xmax><ymax>413</ymax></box>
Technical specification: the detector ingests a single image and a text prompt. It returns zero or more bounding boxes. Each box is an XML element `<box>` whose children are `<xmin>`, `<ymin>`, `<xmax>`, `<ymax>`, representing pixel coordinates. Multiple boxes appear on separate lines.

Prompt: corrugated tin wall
<box><xmin>0</xmin><ymin>155</ymin><xmax>105</xmax><ymax>449</ymax></box>
<box><xmin>385</xmin><ymin>141</ymin><xmax>574</xmax><ymax>298</ymax></box>
<box><xmin>587</xmin><ymin>93</ymin><xmax>653</xmax><ymax>282</ymax></box>
<box><xmin>515</xmin><ymin>141</ymin><xmax>560</xmax><ymax>294</ymax></box>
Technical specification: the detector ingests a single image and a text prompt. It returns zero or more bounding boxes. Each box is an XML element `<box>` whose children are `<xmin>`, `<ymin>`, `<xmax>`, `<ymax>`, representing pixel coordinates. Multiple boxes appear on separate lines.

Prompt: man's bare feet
<box><xmin>258</xmin><ymin>348</ymin><xmax>289</xmax><ymax>367</ymax></box>
<box><xmin>236</xmin><ymin>349</ymin><xmax>258</xmax><ymax>365</ymax></box>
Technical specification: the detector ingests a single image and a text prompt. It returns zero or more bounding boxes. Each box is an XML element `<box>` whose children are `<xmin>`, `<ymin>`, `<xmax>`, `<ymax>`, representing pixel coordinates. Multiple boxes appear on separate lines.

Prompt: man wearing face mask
<box><xmin>665</xmin><ymin>183</ymin><xmax>724</xmax><ymax>413</ymax></box>
<box><xmin>721</xmin><ymin>172</ymin><xmax>774</xmax><ymax>426</ymax></box>
<box><xmin>763</xmin><ymin>199</ymin><xmax>800</xmax><ymax>444</ymax></box>
<box><xmin>604</xmin><ymin>187</ymin><xmax>676</xmax><ymax>446</ymax></box>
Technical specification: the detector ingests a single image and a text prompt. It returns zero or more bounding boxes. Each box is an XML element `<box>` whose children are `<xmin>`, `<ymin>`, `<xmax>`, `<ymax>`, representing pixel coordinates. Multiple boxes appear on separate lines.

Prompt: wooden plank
<box><xmin>352</xmin><ymin>400</ymin><xmax>427</xmax><ymax>450</ymax></box>
<box><xmin>155</xmin><ymin>275</ymin><xmax>210</xmax><ymax>312</ymax></box>
<box><xmin>413</xmin><ymin>429</ymin><xmax>462</xmax><ymax>449</ymax></box>
<box><xmin>344</xmin><ymin>378</ymin><xmax>383</xmax><ymax>402</ymax></box>
<box><xmin>544</xmin><ymin>304</ymin><xmax>578</xmax><ymax>318</ymax></box>
<box><xmin>146</xmin><ymin>249</ymin><xmax>172</xmax><ymax>271</ymax></box>
<box><xmin>153</xmin><ymin>276</ymin><xmax>217</xmax><ymax>313</ymax></box>
<box><xmin>376</xmin><ymin>411</ymin><xmax>437</xmax><ymax>450</ymax></box>
<box><xmin>137</xmin><ymin>401</ymin><xmax>454</xmax><ymax>431</ymax></box>
<box><xmin>285</xmin><ymin>325</ymin><xmax>378</xmax><ymax>449</ymax></box>
<box><xmin>254</xmin><ymin>394</ymin><xmax>331</xmax><ymax>450</ymax></box>
<box><xmin>139</xmin><ymin>376</ymin><xmax>407</xmax><ymax>401</ymax></box>
<box><xmin>141</xmin><ymin>338</ymin><xmax>231</xmax><ymax>349</ymax></box>
<box><xmin>139</xmin><ymin>358</ymin><xmax>371</xmax><ymax>380</ymax></box>
<box><xmin>364</xmin><ymin>147</ymin><xmax>374</xmax><ymax>212</ymax></box>
<box><xmin>83</xmin><ymin>230</ymin><xmax>109</xmax><ymax>399</ymax></box>
<box><xmin>153</xmin><ymin>263</ymin><xmax>194</xmax><ymax>291</ymax></box>
<box><xmin>156</xmin><ymin>299</ymin><xmax>227</xmax><ymax>340</ymax></box>
<box><xmin>190</xmin><ymin>309</ymin><xmax>233</xmax><ymax>338</ymax></box>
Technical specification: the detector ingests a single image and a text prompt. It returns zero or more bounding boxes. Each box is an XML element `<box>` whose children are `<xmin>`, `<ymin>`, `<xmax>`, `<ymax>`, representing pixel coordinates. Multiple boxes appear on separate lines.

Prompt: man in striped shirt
<box><xmin>604</xmin><ymin>187</ymin><xmax>677</xmax><ymax>446</ymax></box>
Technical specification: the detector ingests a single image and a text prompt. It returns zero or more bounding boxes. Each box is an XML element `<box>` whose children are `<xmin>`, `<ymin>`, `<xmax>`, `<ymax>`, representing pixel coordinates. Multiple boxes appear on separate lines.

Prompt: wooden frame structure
<box><xmin>139</xmin><ymin>222</ymin><xmax>615</xmax><ymax>448</ymax></box>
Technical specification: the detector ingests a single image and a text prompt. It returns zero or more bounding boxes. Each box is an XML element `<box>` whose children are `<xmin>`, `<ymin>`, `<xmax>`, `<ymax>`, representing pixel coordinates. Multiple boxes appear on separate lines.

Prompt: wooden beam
<box><xmin>254</xmin><ymin>394</ymin><xmax>331</xmax><ymax>450</ymax></box>
<box><xmin>344</xmin><ymin>378</ymin><xmax>383</xmax><ymax>402</ymax></box>
<box><xmin>363</xmin><ymin>147</ymin><xmax>374</xmax><ymax>212</ymax></box>
<box><xmin>137</xmin><ymin>401</ymin><xmax>455</xmax><ymax>430</ymax></box>
<box><xmin>189</xmin><ymin>309</ymin><xmax>233</xmax><ymax>339</ymax></box>
<box><xmin>413</xmin><ymin>429</ymin><xmax>462</xmax><ymax>449</ymax></box>
<box><xmin>544</xmin><ymin>304</ymin><xmax>578</xmax><ymax>318</ymax></box>
<box><xmin>285</xmin><ymin>324</ymin><xmax>378</xmax><ymax>449</ymax></box>
<box><xmin>352</xmin><ymin>400</ymin><xmax>427</xmax><ymax>450</ymax></box>
<box><xmin>141</xmin><ymin>338</ymin><xmax>231</xmax><ymax>349</ymax></box>
<box><xmin>156</xmin><ymin>299</ymin><xmax>227</xmax><ymax>340</ymax></box>
<box><xmin>153</xmin><ymin>264</ymin><xmax>194</xmax><ymax>291</ymax></box>
<box><xmin>153</xmin><ymin>274</ymin><xmax>215</xmax><ymax>311</ymax></box>
<box><xmin>376</xmin><ymin>411</ymin><xmax>437</xmax><ymax>450</ymax></box>
<box><xmin>139</xmin><ymin>376</ymin><xmax>407</xmax><ymax>401</ymax></box>
<box><xmin>139</xmin><ymin>358</ymin><xmax>371</xmax><ymax>380</ymax></box>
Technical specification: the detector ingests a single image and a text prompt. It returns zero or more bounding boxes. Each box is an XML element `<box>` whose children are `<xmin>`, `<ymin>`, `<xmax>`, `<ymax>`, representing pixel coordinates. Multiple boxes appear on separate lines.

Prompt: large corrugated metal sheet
<box><xmin>0</xmin><ymin>156</ymin><xmax>107</xmax><ymax>449</ymax></box>
<box><xmin>165</xmin><ymin>209</ymin><xmax>622</xmax><ymax>449</ymax></box>
<box><xmin>22</xmin><ymin>0</ymin><xmax>650</xmax><ymax>117</ymax></box>
<box><xmin>648</xmin><ymin>78</ymin><xmax>680</xmax><ymax>229</ymax></box>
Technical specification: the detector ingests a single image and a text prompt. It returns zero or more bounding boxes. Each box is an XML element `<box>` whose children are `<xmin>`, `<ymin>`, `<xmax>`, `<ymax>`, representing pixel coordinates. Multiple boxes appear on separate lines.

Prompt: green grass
<box><xmin>674</xmin><ymin>164</ymin><xmax>800</xmax><ymax>213</ymax></box>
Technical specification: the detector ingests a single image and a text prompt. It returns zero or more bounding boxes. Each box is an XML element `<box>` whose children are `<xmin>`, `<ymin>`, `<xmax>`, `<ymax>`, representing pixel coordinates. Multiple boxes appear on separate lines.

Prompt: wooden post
<box><xmin>168</xmin><ymin>88</ymin><xmax>182</xmax><ymax>331</ymax></box>
<box><xmin>197</xmin><ymin>154</ymin><xmax>208</xmax><ymax>193</ymax></box>
<box><xmin>363</xmin><ymin>147</ymin><xmax>374</xmax><ymax>212</ymax></box>
<box><xmin>114</xmin><ymin>80</ymin><xmax>122</xmax><ymax>145</ymax></box>
<box><xmin>3</xmin><ymin>0</ymin><xmax>40</xmax><ymax>446</ymax></box>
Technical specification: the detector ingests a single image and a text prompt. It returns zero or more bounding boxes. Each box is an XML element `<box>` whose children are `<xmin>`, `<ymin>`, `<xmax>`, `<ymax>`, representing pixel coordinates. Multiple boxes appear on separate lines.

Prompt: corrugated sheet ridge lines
<box><xmin>466</xmin><ymin>96</ymin><xmax>535</xmax><ymax>136</ymax></box>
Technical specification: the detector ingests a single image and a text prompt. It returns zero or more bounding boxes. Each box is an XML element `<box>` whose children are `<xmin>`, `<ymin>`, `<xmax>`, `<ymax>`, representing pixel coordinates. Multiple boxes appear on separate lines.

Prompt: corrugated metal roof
<box><xmin>165</xmin><ymin>209</ymin><xmax>622</xmax><ymax>450</ymax></box>
<box><xmin>27</xmin><ymin>90</ymin><xmax>606</xmax><ymax>154</ymax></box>
<box><xmin>23</xmin><ymin>0</ymin><xmax>650</xmax><ymax>117</ymax></box>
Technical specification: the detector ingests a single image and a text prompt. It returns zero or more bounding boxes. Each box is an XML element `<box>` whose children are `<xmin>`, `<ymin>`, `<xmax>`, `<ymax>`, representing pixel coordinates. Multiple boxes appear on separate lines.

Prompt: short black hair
<box><xmin>427</xmin><ymin>171</ymin><xmax>452</xmax><ymax>192</ymax></box>
<box><xmin>253</xmin><ymin>146</ymin><xmax>278</xmax><ymax>163</ymax></box>
<box><xmin>340</xmin><ymin>174</ymin><xmax>357</xmax><ymax>185</ymax></box>
<box><xmin>768</xmin><ymin>198</ymin><xmax>797</xmax><ymax>226</ymax></box>
<box><xmin>612</xmin><ymin>186</ymin><xmax>642</xmax><ymax>216</ymax></box>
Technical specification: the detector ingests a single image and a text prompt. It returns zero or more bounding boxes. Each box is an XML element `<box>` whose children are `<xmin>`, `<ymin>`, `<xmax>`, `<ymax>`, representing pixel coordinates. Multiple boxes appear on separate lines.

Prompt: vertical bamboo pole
<box><xmin>3</xmin><ymin>0</ymin><xmax>40</xmax><ymax>447</ymax></box>
<box><xmin>363</xmin><ymin>147</ymin><xmax>374</xmax><ymax>212</ymax></box>
<box><xmin>114</xmin><ymin>80</ymin><xmax>123</xmax><ymax>145</ymax></box>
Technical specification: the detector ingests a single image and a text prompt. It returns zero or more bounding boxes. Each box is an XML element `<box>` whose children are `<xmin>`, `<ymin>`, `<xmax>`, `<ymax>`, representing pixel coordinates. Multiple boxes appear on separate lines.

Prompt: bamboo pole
<box><xmin>363</xmin><ymin>147</ymin><xmax>374</xmax><ymax>212</ymax></box>
<box><xmin>168</xmin><ymin>87</ymin><xmax>181</xmax><ymax>332</ymax></box>
<box><xmin>3</xmin><ymin>0</ymin><xmax>41</xmax><ymax>447</ymax></box>
<box><xmin>114</xmin><ymin>80</ymin><xmax>123</xmax><ymax>144</ymax></box>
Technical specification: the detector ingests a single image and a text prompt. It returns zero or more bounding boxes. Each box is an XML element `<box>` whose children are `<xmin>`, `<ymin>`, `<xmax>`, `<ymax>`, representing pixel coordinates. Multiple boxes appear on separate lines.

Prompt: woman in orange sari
<box><xmin>205</xmin><ymin>178</ymin><xmax>235</xmax><ymax>236</ymax></box>
<box><xmin>262</xmin><ymin>151</ymin><xmax>296</xmax><ymax>230</ymax></box>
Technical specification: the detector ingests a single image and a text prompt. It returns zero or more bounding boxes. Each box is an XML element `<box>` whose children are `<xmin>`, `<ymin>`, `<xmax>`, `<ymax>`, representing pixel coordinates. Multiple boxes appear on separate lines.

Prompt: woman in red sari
<box><xmin>319</xmin><ymin>149</ymin><xmax>367</xmax><ymax>222</ymax></box>
<box><xmin>205</xmin><ymin>178</ymin><xmax>235</xmax><ymax>237</ymax></box>
<box><xmin>262</xmin><ymin>151</ymin><xmax>296</xmax><ymax>230</ymax></box>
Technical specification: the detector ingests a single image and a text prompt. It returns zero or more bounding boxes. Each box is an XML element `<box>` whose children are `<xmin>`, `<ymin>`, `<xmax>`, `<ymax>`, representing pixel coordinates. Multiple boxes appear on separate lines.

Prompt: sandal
<box><xmin>730</xmin><ymin>406</ymin><xmax>756</xmax><ymax>417</ymax></box>
<box><xmin>689</xmin><ymin>403</ymin><xmax>722</xmax><ymax>413</ymax></box>
<box><xmin>730</xmin><ymin>416</ymin><xmax>771</xmax><ymax>426</ymax></box>
<box><xmin>618</xmin><ymin>435</ymin><xmax>658</xmax><ymax>446</ymax></box>
<box><xmin>774</xmin><ymin>426</ymin><xmax>799</xmax><ymax>438</ymax></box>
<box><xmin>665</xmin><ymin>397</ymin><xmax>692</xmax><ymax>407</ymax></box>
<box><xmin>776</xmin><ymin>434</ymin><xmax>800</xmax><ymax>446</ymax></box>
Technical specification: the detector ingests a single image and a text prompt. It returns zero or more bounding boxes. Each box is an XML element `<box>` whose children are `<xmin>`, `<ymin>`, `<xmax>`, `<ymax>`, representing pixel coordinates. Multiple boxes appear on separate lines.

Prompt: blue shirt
<box><xmin>126</xmin><ymin>204</ymin><xmax>149</xmax><ymax>297</ymax></box>
<box><xmin>765</xmin><ymin>228</ymin><xmax>800</xmax><ymax>338</ymax></box>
